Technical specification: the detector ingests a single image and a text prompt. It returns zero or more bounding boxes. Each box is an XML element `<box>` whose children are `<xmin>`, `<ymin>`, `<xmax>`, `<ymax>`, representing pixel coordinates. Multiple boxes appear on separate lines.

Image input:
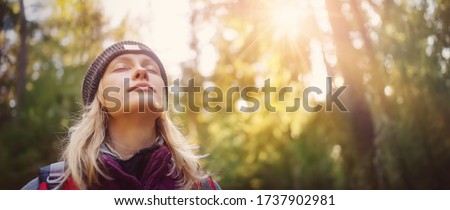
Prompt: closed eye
<box><xmin>113</xmin><ymin>67</ymin><xmax>130</xmax><ymax>72</ymax></box>
<box><xmin>145</xmin><ymin>65</ymin><xmax>159</xmax><ymax>74</ymax></box>
<box><xmin>110</xmin><ymin>61</ymin><xmax>131</xmax><ymax>72</ymax></box>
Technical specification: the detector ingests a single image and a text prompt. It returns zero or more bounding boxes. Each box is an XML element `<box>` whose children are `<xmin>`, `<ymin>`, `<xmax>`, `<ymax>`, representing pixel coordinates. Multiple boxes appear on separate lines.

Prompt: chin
<box><xmin>108</xmin><ymin>106</ymin><xmax>164</xmax><ymax>119</ymax></box>
<box><xmin>127</xmin><ymin>101</ymin><xmax>165</xmax><ymax>114</ymax></box>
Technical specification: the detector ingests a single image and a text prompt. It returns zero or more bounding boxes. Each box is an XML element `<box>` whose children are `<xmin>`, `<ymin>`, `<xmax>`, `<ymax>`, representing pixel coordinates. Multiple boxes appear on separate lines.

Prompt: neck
<box><xmin>107</xmin><ymin>114</ymin><xmax>159</xmax><ymax>159</ymax></box>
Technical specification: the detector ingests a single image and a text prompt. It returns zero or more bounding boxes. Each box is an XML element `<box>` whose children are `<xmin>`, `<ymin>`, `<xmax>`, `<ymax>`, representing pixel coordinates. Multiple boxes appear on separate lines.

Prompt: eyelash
<box><xmin>144</xmin><ymin>64</ymin><xmax>159</xmax><ymax>73</ymax></box>
<box><xmin>146</xmin><ymin>68</ymin><xmax>158</xmax><ymax>73</ymax></box>
<box><xmin>114</xmin><ymin>67</ymin><xmax>129</xmax><ymax>72</ymax></box>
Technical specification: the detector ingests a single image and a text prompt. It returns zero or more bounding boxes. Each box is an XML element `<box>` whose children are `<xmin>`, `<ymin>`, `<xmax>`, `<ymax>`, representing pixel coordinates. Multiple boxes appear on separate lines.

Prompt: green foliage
<box><xmin>0</xmin><ymin>0</ymin><xmax>126</xmax><ymax>189</ymax></box>
<box><xmin>183</xmin><ymin>0</ymin><xmax>450</xmax><ymax>189</ymax></box>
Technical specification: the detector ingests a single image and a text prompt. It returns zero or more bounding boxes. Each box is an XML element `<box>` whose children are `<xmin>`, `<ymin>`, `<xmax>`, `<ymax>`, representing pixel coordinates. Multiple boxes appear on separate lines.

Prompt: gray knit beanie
<box><xmin>81</xmin><ymin>41</ymin><xmax>168</xmax><ymax>107</ymax></box>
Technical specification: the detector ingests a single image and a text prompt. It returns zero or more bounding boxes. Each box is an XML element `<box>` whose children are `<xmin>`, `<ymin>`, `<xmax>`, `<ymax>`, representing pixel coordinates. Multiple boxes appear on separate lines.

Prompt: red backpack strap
<box><xmin>207</xmin><ymin>177</ymin><xmax>217</xmax><ymax>190</ymax></box>
<box><xmin>38</xmin><ymin>180</ymin><xmax>48</xmax><ymax>190</ymax></box>
<box><xmin>198</xmin><ymin>177</ymin><xmax>221</xmax><ymax>190</ymax></box>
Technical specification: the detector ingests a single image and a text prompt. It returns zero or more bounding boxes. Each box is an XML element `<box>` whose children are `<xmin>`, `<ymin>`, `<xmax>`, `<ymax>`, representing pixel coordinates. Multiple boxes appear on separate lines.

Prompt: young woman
<box><xmin>22</xmin><ymin>41</ymin><xmax>220</xmax><ymax>190</ymax></box>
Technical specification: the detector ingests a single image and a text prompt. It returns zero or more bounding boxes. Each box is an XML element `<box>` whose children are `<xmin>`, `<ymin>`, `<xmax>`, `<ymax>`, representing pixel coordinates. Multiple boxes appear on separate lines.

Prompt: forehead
<box><xmin>110</xmin><ymin>53</ymin><xmax>156</xmax><ymax>64</ymax></box>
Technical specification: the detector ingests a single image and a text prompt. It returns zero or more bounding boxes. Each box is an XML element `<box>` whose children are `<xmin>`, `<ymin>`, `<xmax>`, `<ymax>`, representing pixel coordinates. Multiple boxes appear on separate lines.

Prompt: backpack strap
<box><xmin>21</xmin><ymin>177</ymin><xmax>39</xmax><ymax>190</ymax></box>
<box><xmin>38</xmin><ymin>161</ymin><xmax>66</xmax><ymax>190</ymax></box>
<box><xmin>198</xmin><ymin>177</ymin><xmax>221</xmax><ymax>190</ymax></box>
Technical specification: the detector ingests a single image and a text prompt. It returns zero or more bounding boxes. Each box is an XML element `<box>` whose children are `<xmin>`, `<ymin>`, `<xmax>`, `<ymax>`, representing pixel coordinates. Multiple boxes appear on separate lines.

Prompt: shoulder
<box><xmin>21</xmin><ymin>177</ymin><xmax>39</xmax><ymax>190</ymax></box>
<box><xmin>21</xmin><ymin>161</ymin><xmax>67</xmax><ymax>190</ymax></box>
<box><xmin>197</xmin><ymin>177</ymin><xmax>221</xmax><ymax>190</ymax></box>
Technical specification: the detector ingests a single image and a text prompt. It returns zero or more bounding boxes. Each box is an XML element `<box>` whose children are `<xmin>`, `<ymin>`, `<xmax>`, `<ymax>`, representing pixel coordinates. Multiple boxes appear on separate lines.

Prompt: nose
<box><xmin>132</xmin><ymin>68</ymin><xmax>149</xmax><ymax>81</ymax></box>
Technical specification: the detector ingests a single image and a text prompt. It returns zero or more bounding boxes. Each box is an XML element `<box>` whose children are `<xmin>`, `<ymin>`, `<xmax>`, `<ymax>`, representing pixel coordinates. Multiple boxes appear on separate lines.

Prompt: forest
<box><xmin>1</xmin><ymin>0</ymin><xmax>449</xmax><ymax>189</ymax></box>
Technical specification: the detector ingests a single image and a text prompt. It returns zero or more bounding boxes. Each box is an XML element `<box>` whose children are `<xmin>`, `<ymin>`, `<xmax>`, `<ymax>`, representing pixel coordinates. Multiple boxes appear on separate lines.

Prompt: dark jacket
<box><xmin>22</xmin><ymin>137</ymin><xmax>220</xmax><ymax>190</ymax></box>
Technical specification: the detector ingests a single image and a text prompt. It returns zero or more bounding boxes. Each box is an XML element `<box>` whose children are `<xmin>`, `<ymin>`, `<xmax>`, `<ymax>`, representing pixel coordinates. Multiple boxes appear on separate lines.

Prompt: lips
<box><xmin>128</xmin><ymin>83</ymin><xmax>154</xmax><ymax>92</ymax></box>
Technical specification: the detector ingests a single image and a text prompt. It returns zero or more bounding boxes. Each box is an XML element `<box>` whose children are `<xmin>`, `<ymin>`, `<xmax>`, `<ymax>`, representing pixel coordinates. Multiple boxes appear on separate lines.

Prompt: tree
<box><xmin>184</xmin><ymin>0</ymin><xmax>450</xmax><ymax>189</ymax></box>
<box><xmin>0</xmin><ymin>0</ymin><xmax>127</xmax><ymax>189</ymax></box>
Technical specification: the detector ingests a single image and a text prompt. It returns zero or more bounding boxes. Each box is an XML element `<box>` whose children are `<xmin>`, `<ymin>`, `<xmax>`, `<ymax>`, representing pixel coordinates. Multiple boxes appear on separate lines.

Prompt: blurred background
<box><xmin>1</xmin><ymin>0</ymin><xmax>450</xmax><ymax>190</ymax></box>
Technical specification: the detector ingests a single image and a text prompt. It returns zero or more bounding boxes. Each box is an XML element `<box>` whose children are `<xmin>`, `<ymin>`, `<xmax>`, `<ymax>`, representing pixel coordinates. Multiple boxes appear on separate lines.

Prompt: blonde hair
<box><xmin>61</xmin><ymin>96</ymin><xmax>207</xmax><ymax>189</ymax></box>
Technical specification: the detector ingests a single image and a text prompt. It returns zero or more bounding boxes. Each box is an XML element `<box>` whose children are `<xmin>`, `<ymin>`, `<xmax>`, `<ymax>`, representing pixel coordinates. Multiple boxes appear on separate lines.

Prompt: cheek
<box><xmin>147</xmin><ymin>77</ymin><xmax>166</xmax><ymax>112</ymax></box>
<box><xmin>150</xmin><ymin>76</ymin><xmax>166</xmax><ymax>96</ymax></box>
<box><xmin>99</xmin><ymin>77</ymin><xmax>126</xmax><ymax>108</ymax></box>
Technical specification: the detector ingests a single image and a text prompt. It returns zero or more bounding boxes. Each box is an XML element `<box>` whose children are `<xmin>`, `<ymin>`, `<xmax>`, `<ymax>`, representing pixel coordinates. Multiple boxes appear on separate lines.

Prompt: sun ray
<box><xmin>270</xmin><ymin>0</ymin><xmax>309</xmax><ymax>40</ymax></box>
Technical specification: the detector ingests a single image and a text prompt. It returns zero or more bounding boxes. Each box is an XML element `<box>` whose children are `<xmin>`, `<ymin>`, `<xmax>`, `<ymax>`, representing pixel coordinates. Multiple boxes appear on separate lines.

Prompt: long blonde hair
<box><xmin>61</xmin><ymin>95</ymin><xmax>207</xmax><ymax>189</ymax></box>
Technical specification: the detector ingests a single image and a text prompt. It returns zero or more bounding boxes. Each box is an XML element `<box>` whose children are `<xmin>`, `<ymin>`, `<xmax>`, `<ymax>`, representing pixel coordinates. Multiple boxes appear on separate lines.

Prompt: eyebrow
<box><xmin>111</xmin><ymin>55</ymin><xmax>133</xmax><ymax>64</ymax></box>
<box><xmin>114</xmin><ymin>56</ymin><xmax>158</xmax><ymax>66</ymax></box>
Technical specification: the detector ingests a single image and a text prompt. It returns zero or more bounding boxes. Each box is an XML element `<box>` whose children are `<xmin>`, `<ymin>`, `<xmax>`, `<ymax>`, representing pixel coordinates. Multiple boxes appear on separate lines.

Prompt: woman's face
<box><xmin>99</xmin><ymin>53</ymin><xmax>165</xmax><ymax>117</ymax></box>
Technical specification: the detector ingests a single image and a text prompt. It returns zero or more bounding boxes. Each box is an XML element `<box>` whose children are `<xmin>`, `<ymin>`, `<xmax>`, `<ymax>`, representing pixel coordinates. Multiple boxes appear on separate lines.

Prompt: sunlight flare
<box><xmin>270</xmin><ymin>1</ymin><xmax>307</xmax><ymax>39</ymax></box>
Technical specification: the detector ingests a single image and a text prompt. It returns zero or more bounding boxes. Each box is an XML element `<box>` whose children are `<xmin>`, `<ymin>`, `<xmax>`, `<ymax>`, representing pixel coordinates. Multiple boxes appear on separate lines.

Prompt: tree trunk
<box><xmin>15</xmin><ymin>0</ymin><xmax>28</xmax><ymax>111</ymax></box>
<box><xmin>326</xmin><ymin>0</ymin><xmax>378</xmax><ymax>189</ymax></box>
